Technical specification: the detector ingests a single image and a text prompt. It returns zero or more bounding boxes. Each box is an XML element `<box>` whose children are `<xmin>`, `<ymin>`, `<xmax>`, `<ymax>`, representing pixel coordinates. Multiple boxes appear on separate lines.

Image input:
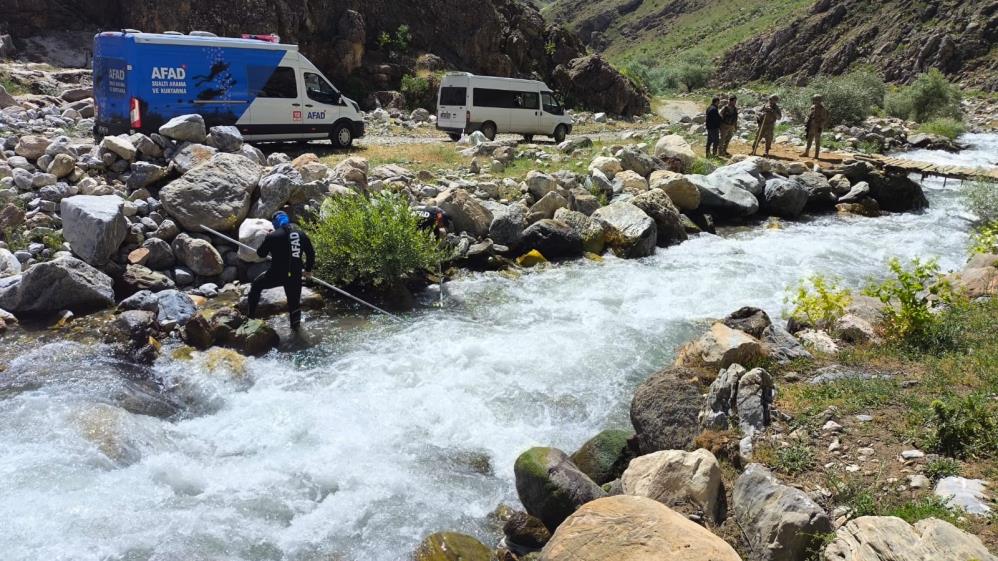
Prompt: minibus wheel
<box><xmin>480</xmin><ymin>122</ymin><xmax>497</xmax><ymax>141</ymax></box>
<box><xmin>553</xmin><ymin>125</ymin><xmax>568</xmax><ymax>143</ymax></box>
<box><xmin>522</xmin><ymin>135</ymin><xmax>533</xmax><ymax>143</ymax></box>
<box><xmin>448</xmin><ymin>133</ymin><xmax>462</xmax><ymax>142</ymax></box>
<box><xmin>331</xmin><ymin>123</ymin><xmax>354</xmax><ymax>148</ymax></box>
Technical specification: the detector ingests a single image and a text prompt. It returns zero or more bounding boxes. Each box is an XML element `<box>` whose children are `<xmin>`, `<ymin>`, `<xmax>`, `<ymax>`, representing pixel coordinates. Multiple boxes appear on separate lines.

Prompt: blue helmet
<box><xmin>272</xmin><ymin>211</ymin><xmax>290</xmax><ymax>229</ymax></box>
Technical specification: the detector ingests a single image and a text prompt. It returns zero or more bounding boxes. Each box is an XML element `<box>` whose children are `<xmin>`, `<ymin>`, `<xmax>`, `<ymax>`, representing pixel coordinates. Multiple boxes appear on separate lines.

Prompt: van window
<box><xmin>250</xmin><ymin>66</ymin><xmax>297</xmax><ymax>98</ymax></box>
<box><xmin>305</xmin><ymin>72</ymin><xmax>340</xmax><ymax>104</ymax></box>
<box><xmin>519</xmin><ymin>92</ymin><xmax>539</xmax><ymax>110</ymax></box>
<box><xmin>542</xmin><ymin>92</ymin><xmax>563</xmax><ymax>115</ymax></box>
<box><xmin>474</xmin><ymin>88</ymin><xmax>520</xmax><ymax>109</ymax></box>
<box><xmin>439</xmin><ymin>86</ymin><xmax>467</xmax><ymax>106</ymax></box>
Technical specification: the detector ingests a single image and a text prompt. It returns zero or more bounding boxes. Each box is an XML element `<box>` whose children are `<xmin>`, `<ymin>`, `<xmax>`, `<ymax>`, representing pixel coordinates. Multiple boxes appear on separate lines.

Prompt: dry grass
<box><xmin>320</xmin><ymin>143</ymin><xmax>466</xmax><ymax>172</ymax></box>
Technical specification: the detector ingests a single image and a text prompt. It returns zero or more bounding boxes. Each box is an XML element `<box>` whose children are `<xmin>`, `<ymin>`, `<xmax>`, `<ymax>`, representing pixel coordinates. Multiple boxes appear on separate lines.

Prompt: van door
<box><xmin>514</xmin><ymin>91</ymin><xmax>542</xmax><ymax>135</ymax></box>
<box><xmin>302</xmin><ymin>71</ymin><xmax>344</xmax><ymax>140</ymax></box>
<box><xmin>437</xmin><ymin>84</ymin><xmax>468</xmax><ymax>138</ymax></box>
<box><xmin>541</xmin><ymin>91</ymin><xmax>565</xmax><ymax>137</ymax></box>
<box><xmin>246</xmin><ymin>65</ymin><xmax>303</xmax><ymax>140</ymax></box>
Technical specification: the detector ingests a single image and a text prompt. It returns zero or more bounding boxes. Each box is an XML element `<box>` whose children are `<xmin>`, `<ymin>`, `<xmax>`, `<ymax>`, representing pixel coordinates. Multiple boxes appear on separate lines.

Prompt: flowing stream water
<box><xmin>1</xmin><ymin>135</ymin><xmax>995</xmax><ymax>561</ymax></box>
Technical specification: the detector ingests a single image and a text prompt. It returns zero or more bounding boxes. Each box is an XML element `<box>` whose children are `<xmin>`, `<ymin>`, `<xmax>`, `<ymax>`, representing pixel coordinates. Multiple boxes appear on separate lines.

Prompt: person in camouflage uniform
<box><xmin>719</xmin><ymin>95</ymin><xmax>738</xmax><ymax>157</ymax></box>
<box><xmin>801</xmin><ymin>94</ymin><xmax>830</xmax><ymax>159</ymax></box>
<box><xmin>751</xmin><ymin>95</ymin><xmax>782</xmax><ymax>156</ymax></box>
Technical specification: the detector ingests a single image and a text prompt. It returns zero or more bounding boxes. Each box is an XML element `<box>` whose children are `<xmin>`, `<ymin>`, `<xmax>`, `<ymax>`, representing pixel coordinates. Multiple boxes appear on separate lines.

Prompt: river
<box><xmin>1</xmin><ymin>135</ymin><xmax>995</xmax><ymax>561</ymax></box>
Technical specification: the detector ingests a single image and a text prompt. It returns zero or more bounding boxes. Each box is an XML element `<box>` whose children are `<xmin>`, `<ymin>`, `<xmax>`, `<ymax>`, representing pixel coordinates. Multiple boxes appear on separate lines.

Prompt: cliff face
<box><xmin>717</xmin><ymin>0</ymin><xmax>998</xmax><ymax>91</ymax></box>
<box><xmin>0</xmin><ymin>0</ymin><xmax>650</xmax><ymax>115</ymax></box>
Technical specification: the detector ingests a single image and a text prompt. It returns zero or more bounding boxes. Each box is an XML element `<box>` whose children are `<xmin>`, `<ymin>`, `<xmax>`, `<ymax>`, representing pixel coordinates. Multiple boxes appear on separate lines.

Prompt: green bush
<box><xmin>884</xmin><ymin>69</ymin><xmax>962</xmax><ymax>123</ymax></box>
<box><xmin>930</xmin><ymin>394</ymin><xmax>998</xmax><ymax>458</ymax></box>
<box><xmin>784</xmin><ymin>274</ymin><xmax>853</xmax><ymax>329</ymax></box>
<box><xmin>918</xmin><ymin>118</ymin><xmax>966</xmax><ymax>140</ymax></box>
<box><xmin>400</xmin><ymin>73</ymin><xmax>439</xmax><ymax>111</ymax></box>
<box><xmin>780</xmin><ymin>70</ymin><xmax>887</xmax><ymax>126</ymax></box>
<box><xmin>864</xmin><ymin>258</ymin><xmax>956</xmax><ymax>348</ymax></box>
<box><xmin>617</xmin><ymin>60</ymin><xmax>651</xmax><ymax>92</ymax></box>
<box><xmin>962</xmin><ymin>178</ymin><xmax>998</xmax><ymax>226</ymax></box>
<box><xmin>304</xmin><ymin>192</ymin><xmax>447</xmax><ymax>289</ymax></box>
<box><xmin>377</xmin><ymin>25</ymin><xmax>412</xmax><ymax>55</ymax></box>
<box><xmin>970</xmin><ymin>223</ymin><xmax>998</xmax><ymax>255</ymax></box>
<box><xmin>924</xmin><ymin>457</ymin><xmax>962</xmax><ymax>480</ymax></box>
<box><xmin>775</xmin><ymin>440</ymin><xmax>816</xmax><ymax>475</ymax></box>
<box><xmin>629</xmin><ymin>52</ymin><xmax>713</xmax><ymax>94</ymax></box>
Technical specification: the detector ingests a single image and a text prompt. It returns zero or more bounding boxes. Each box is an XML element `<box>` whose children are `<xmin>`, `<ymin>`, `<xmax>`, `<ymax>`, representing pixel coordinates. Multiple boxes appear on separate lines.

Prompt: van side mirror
<box><xmin>335</xmin><ymin>94</ymin><xmax>343</xmax><ymax>105</ymax></box>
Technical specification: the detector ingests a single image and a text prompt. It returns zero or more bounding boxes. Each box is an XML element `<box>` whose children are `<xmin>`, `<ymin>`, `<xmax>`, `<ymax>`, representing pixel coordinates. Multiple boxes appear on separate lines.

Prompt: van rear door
<box><xmin>437</xmin><ymin>84</ymin><xmax>468</xmax><ymax>135</ymax></box>
<box><xmin>246</xmin><ymin>64</ymin><xmax>304</xmax><ymax>140</ymax></box>
<box><xmin>93</xmin><ymin>34</ymin><xmax>132</xmax><ymax>136</ymax></box>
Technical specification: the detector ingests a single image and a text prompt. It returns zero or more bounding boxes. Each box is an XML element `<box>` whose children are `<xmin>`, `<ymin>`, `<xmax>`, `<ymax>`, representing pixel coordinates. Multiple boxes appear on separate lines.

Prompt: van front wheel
<box><xmin>480</xmin><ymin>122</ymin><xmax>497</xmax><ymax>141</ymax></box>
<box><xmin>553</xmin><ymin>125</ymin><xmax>568</xmax><ymax>143</ymax></box>
<box><xmin>331</xmin><ymin>123</ymin><xmax>354</xmax><ymax>149</ymax></box>
<box><xmin>448</xmin><ymin>133</ymin><xmax>462</xmax><ymax>142</ymax></box>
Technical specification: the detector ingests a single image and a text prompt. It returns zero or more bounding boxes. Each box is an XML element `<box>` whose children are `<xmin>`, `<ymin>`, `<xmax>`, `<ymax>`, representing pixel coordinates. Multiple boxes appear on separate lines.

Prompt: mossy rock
<box><xmin>413</xmin><ymin>532</ymin><xmax>492</xmax><ymax>561</ymax></box>
<box><xmin>513</xmin><ymin>447</ymin><xmax>606</xmax><ymax>531</ymax></box>
<box><xmin>234</xmin><ymin>319</ymin><xmax>278</xmax><ymax>356</ymax></box>
<box><xmin>570</xmin><ymin>429</ymin><xmax>635</xmax><ymax>485</ymax></box>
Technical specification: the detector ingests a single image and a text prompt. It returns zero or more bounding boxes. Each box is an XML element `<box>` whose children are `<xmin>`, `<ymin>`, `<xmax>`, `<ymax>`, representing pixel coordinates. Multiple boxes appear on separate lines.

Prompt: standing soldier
<box><xmin>719</xmin><ymin>95</ymin><xmax>738</xmax><ymax>157</ymax></box>
<box><xmin>705</xmin><ymin>96</ymin><xmax>722</xmax><ymax>157</ymax></box>
<box><xmin>801</xmin><ymin>94</ymin><xmax>830</xmax><ymax>159</ymax></box>
<box><xmin>751</xmin><ymin>95</ymin><xmax>782</xmax><ymax>157</ymax></box>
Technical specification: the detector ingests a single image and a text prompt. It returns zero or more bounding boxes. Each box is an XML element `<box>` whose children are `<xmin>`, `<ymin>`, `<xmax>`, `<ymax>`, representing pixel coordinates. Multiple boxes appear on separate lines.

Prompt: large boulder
<box><xmin>570</xmin><ymin>429</ymin><xmax>635</xmax><ymax>486</ymax></box>
<box><xmin>676</xmin><ymin>322</ymin><xmax>766</xmax><ymax>370</ymax></box>
<box><xmin>630</xmin><ymin>367</ymin><xmax>703</xmax><ymax>454</ymax></box>
<box><xmin>621</xmin><ymin>448</ymin><xmax>724</xmax><ymax>522</ymax></box>
<box><xmin>709</xmin><ymin>160</ymin><xmax>766</xmax><ymax>196</ymax></box>
<box><xmin>688</xmin><ymin>174</ymin><xmax>760</xmax><ymax>217</ymax></box>
<box><xmin>14</xmin><ymin>135</ymin><xmax>49</xmax><ymax>160</ymax></box>
<box><xmin>630</xmin><ymin>189</ymin><xmax>688</xmax><ymax>247</ymax></box>
<box><xmin>160</xmin><ymin>153</ymin><xmax>262</xmax><ymax>232</ymax></box>
<box><xmin>206</xmin><ymin>125</ymin><xmax>244</xmax><ymax>153</ymax></box>
<box><xmin>171</xmin><ymin>233</ymin><xmax>224</xmax><ymax>277</ymax></box>
<box><xmin>796</xmin><ymin>171</ymin><xmax>837</xmax><ymax>210</ymax></box>
<box><xmin>159</xmin><ymin>114</ymin><xmax>207</xmax><ymax>143</ymax></box>
<box><xmin>60</xmin><ymin>195</ymin><xmax>128</xmax><ymax>266</ymax></box>
<box><xmin>824</xmin><ymin>516</ymin><xmax>997</xmax><ymax>561</ymax></box>
<box><xmin>591</xmin><ymin>202</ymin><xmax>656</xmax><ymax>258</ymax></box>
<box><xmin>0</xmin><ymin>248</ymin><xmax>21</xmax><ymax>277</ymax></box>
<box><xmin>526</xmin><ymin>171</ymin><xmax>561</xmax><ymax>200</ymax></box>
<box><xmin>550</xmin><ymin>54</ymin><xmax>651</xmax><ymax>117</ymax></box>
<box><xmin>763</xmin><ymin>178</ymin><xmax>809</xmax><ymax>219</ymax></box>
<box><xmin>414</xmin><ymin>532</ymin><xmax>492</xmax><ymax>561</ymax></box>
<box><xmin>539</xmin><ymin>495</ymin><xmax>742</xmax><ymax>561</ymax></box>
<box><xmin>519</xmin><ymin>219</ymin><xmax>584</xmax><ymax>260</ymax></box>
<box><xmin>237</xmin><ymin>219</ymin><xmax>274</xmax><ymax>263</ymax></box>
<box><xmin>869</xmin><ymin>172</ymin><xmax>928</xmax><ymax>212</ymax></box>
<box><xmin>734</xmin><ymin>464</ymin><xmax>833</xmax><ymax>561</ymax></box>
<box><xmin>434</xmin><ymin>188</ymin><xmax>492</xmax><ymax>238</ymax></box>
<box><xmin>553</xmin><ymin>208</ymin><xmax>606</xmax><ymax>255</ymax></box>
<box><xmin>514</xmin><ymin>447</ymin><xmax>607</xmax><ymax>531</ymax></box>
<box><xmin>487</xmin><ymin>202</ymin><xmax>527</xmax><ymax>247</ymax></box>
<box><xmin>612</xmin><ymin>169</ymin><xmax>649</xmax><ymax>195</ymax></box>
<box><xmin>155</xmin><ymin>289</ymin><xmax>197</xmax><ymax>329</ymax></box>
<box><xmin>649</xmin><ymin>170</ymin><xmax>700</xmax><ymax>211</ymax></box>
<box><xmin>617</xmin><ymin>147</ymin><xmax>660</xmax><ymax>178</ymax></box>
<box><xmin>251</xmin><ymin>172</ymin><xmax>296</xmax><ymax>219</ymax></box>
<box><xmin>0</xmin><ymin>257</ymin><xmax>114</xmax><ymax>314</ymax></box>
<box><xmin>653</xmin><ymin>135</ymin><xmax>695</xmax><ymax>172</ymax></box>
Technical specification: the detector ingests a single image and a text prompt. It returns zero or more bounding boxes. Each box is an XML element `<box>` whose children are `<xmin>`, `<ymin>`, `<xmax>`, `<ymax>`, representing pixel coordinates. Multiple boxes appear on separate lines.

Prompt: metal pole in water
<box><xmin>199</xmin><ymin>225</ymin><xmax>403</xmax><ymax>322</ymax></box>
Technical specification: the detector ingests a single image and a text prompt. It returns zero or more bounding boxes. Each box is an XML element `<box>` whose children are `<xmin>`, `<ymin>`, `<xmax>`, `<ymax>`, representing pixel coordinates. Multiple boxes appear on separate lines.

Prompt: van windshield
<box><xmin>542</xmin><ymin>92</ymin><xmax>563</xmax><ymax>115</ymax></box>
<box><xmin>305</xmin><ymin>72</ymin><xmax>340</xmax><ymax>104</ymax></box>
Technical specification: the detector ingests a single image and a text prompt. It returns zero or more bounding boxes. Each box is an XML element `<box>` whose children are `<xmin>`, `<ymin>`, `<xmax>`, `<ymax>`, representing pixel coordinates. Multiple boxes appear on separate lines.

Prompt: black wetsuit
<box><xmin>248</xmin><ymin>224</ymin><xmax>316</xmax><ymax>328</ymax></box>
<box><xmin>413</xmin><ymin>206</ymin><xmax>451</xmax><ymax>238</ymax></box>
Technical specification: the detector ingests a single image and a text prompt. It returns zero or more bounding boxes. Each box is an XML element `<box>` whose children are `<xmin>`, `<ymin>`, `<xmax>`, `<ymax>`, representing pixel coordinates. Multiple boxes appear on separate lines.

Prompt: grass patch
<box><xmin>828</xmin><ymin>474</ymin><xmax>962</xmax><ymax>525</ymax></box>
<box><xmin>775</xmin><ymin>440</ymin><xmax>816</xmax><ymax>475</ymax></box>
<box><xmin>924</xmin><ymin>457</ymin><xmax>962</xmax><ymax>481</ymax></box>
<box><xmin>918</xmin><ymin>118</ymin><xmax>966</xmax><ymax>140</ymax></box>
<box><xmin>0</xmin><ymin>70</ymin><xmax>29</xmax><ymax>96</ymax></box>
<box><xmin>320</xmin><ymin>143</ymin><xmax>464</xmax><ymax>173</ymax></box>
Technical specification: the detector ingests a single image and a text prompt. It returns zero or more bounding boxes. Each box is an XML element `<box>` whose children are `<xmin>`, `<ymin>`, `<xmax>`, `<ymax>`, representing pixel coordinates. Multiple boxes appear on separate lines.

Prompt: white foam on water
<box><xmin>1</xmin><ymin>136</ymin><xmax>994</xmax><ymax>561</ymax></box>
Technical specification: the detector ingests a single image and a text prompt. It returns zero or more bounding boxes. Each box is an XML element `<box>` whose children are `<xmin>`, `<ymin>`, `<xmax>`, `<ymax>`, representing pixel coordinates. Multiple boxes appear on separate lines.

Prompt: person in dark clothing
<box><xmin>248</xmin><ymin>211</ymin><xmax>316</xmax><ymax>329</ymax></box>
<box><xmin>413</xmin><ymin>205</ymin><xmax>452</xmax><ymax>240</ymax></box>
<box><xmin>705</xmin><ymin>97</ymin><xmax>722</xmax><ymax>157</ymax></box>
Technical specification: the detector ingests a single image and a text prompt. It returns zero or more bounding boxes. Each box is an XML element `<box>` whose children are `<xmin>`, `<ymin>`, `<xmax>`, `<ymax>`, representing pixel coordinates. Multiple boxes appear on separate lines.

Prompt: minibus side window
<box><xmin>520</xmin><ymin>92</ymin><xmax>540</xmax><ymax>110</ymax></box>
<box><xmin>304</xmin><ymin>72</ymin><xmax>341</xmax><ymax>105</ymax></box>
<box><xmin>250</xmin><ymin>66</ymin><xmax>297</xmax><ymax>98</ymax></box>
<box><xmin>542</xmin><ymin>92</ymin><xmax>563</xmax><ymax>115</ymax></box>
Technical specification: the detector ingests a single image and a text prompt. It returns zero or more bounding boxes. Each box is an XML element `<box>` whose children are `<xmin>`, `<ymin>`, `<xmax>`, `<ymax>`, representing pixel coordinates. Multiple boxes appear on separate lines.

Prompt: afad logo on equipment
<box><xmin>151</xmin><ymin>66</ymin><xmax>187</xmax><ymax>80</ymax></box>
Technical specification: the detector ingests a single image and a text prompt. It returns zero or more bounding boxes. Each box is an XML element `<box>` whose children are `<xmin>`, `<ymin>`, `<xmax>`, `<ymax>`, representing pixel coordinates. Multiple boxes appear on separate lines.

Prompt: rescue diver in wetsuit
<box><xmin>248</xmin><ymin>211</ymin><xmax>316</xmax><ymax>329</ymax></box>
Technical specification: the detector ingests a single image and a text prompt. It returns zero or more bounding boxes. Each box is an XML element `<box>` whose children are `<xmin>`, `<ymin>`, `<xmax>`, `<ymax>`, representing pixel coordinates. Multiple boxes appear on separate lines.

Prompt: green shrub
<box><xmin>304</xmin><ymin>192</ymin><xmax>447</xmax><ymax>289</ymax></box>
<box><xmin>918</xmin><ymin>118</ymin><xmax>966</xmax><ymax>140</ymax></box>
<box><xmin>962</xmin><ymin>179</ymin><xmax>998</xmax><ymax>226</ymax></box>
<box><xmin>884</xmin><ymin>69</ymin><xmax>962</xmax><ymax>123</ymax></box>
<box><xmin>400</xmin><ymin>73</ymin><xmax>439</xmax><ymax>111</ymax></box>
<box><xmin>781</xmin><ymin>70</ymin><xmax>887</xmax><ymax>126</ymax></box>
<box><xmin>924</xmin><ymin>457</ymin><xmax>962</xmax><ymax>480</ymax></box>
<box><xmin>929</xmin><ymin>394</ymin><xmax>998</xmax><ymax>458</ymax></box>
<box><xmin>617</xmin><ymin>60</ymin><xmax>651</xmax><ymax>92</ymax></box>
<box><xmin>689</xmin><ymin>157</ymin><xmax>719</xmax><ymax>175</ymax></box>
<box><xmin>864</xmin><ymin>258</ymin><xmax>955</xmax><ymax>348</ymax></box>
<box><xmin>970</xmin><ymin>223</ymin><xmax>998</xmax><ymax>255</ymax></box>
<box><xmin>775</xmin><ymin>440</ymin><xmax>816</xmax><ymax>475</ymax></box>
<box><xmin>784</xmin><ymin>274</ymin><xmax>853</xmax><ymax>329</ymax></box>
<box><xmin>544</xmin><ymin>40</ymin><xmax>557</xmax><ymax>57</ymax></box>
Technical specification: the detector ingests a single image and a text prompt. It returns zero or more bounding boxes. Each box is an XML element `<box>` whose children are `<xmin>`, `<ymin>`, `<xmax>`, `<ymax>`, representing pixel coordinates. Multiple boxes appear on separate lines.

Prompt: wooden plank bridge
<box><xmin>854</xmin><ymin>154</ymin><xmax>998</xmax><ymax>183</ymax></box>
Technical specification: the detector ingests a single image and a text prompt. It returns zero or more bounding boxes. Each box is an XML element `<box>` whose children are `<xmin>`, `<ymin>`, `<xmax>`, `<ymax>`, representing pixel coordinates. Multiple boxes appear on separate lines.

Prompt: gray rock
<box><xmin>591</xmin><ymin>201</ymin><xmax>656</xmax><ymax>258</ymax></box>
<box><xmin>935</xmin><ymin>477</ymin><xmax>992</xmax><ymax>516</ymax></box>
<box><xmin>170</xmin><ymin>143</ymin><xmax>217</xmax><ymax>174</ymax></box>
<box><xmin>252</xmin><ymin>172</ymin><xmax>296</xmax><ymax>219</ymax></box>
<box><xmin>526</xmin><ymin>171</ymin><xmax>561</xmax><ymax>200</ymax></box>
<box><xmin>140</xmin><ymin>238</ymin><xmax>175</xmax><ymax>269</ymax></box>
<box><xmin>238</xmin><ymin>218</ymin><xmax>274</xmax><ymax>263</ymax></box>
<box><xmin>60</xmin><ymin>195</ymin><xmax>127</xmax><ymax>266</ymax></box>
<box><xmin>155</xmin><ymin>289</ymin><xmax>197</xmax><ymax>329</ymax></box>
<box><xmin>434</xmin><ymin>187</ymin><xmax>493</xmax><ymax>238</ymax></box>
<box><xmin>159</xmin><ymin>114</ymin><xmax>207</xmax><ymax>143</ymax></box>
<box><xmin>761</xmin><ymin>324</ymin><xmax>812</xmax><ymax>363</ymax></box>
<box><xmin>236</xmin><ymin>285</ymin><xmax>324</xmax><ymax>317</ymax></box>
<box><xmin>171</xmin><ymin>233</ymin><xmax>223</xmax><ymax>277</ymax></box>
<box><xmin>126</xmin><ymin>162</ymin><xmax>167</xmax><ymax>191</ymax></box>
<box><xmin>734</xmin><ymin>464</ymin><xmax>833</xmax><ymax>561</ymax></box>
<box><xmin>630</xmin><ymin>189</ymin><xmax>687</xmax><ymax>248</ymax></box>
<box><xmin>737</xmin><ymin>367</ymin><xmax>774</xmax><ymax>433</ymax></box>
<box><xmin>514</xmin><ymin>447</ymin><xmax>606</xmax><ymax>531</ymax></box>
<box><xmin>160</xmin><ymin>153</ymin><xmax>262</xmax><ymax>232</ymax></box>
<box><xmin>796</xmin><ymin>171</ymin><xmax>837</xmax><ymax>210</ymax></box>
<box><xmin>104</xmin><ymin>310</ymin><xmax>156</xmax><ymax>346</ymax></box>
<box><xmin>839</xmin><ymin>181</ymin><xmax>871</xmax><ymax>203</ymax></box>
<box><xmin>0</xmin><ymin>248</ymin><xmax>21</xmax><ymax>277</ymax></box>
<box><xmin>554</xmin><ymin>208</ymin><xmax>606</xmax><ymax>254</ymax></box>
<box><xmin>206</xmin><ymin>125</ymin><xmax>243</xmax><ymax>153</ymax></box>
<box><xmin>688</xmin><ymin>174</ymin><xmax>759</xmax><ymax>217</ymax></box>
<box><xmin>519</xmin><ymin>219</ymin><xmax>583</xmax><ymax>259</ymax></box>
<box><xmin>824</xmin><ymin>516</ymin><xmax>997</xmax><ymax>561</ymax></box>
<box><xmin>528</xmin><ymin>190</ymin><xmax>569</xmax><ymax>222</ymax></box>
<box><xmin>617</xmin><ymin>147</ymin><xmax>660</xmax><ymax>178</ymax></box>
<box><xmin>122</xmin><ymin>264</ymin><xmax>176</xmax><ymax>293</ymax></box>
<box><xmin>708</xmin><ymin>160</ymin><xmax>766</xmax><ymax>196</ymax></box>
<box><xmin>585</xmin><ymin>169</ymin><xmax>614</xmax><ymax>199</ymax></box>
<box><xmin>118</xmin><ymin>290</ymin><xmax>159</xmax><ymax>312</ymax></box>
<box><xmin>630</xmin><ymin>367</ymin><xmax>703</xmax><ymax>454</ymax></box>
<box><xmin>101</xmin><ymin>135</ymin><xmax>137</xmax><ymax>161</ymax></box>
<box><xmin>763</xmin><ymin>177</ymin><xmax>808</xmax><ymax>219</ymax></box>
<box><xmin>0</xmin><ymin>256</ymin><xmax>115</xmax><ymax>314</ymax></box>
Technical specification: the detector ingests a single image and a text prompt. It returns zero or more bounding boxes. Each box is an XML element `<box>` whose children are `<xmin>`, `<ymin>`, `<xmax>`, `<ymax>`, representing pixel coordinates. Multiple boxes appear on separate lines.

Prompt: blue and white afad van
<box><xmin>93</xmin><ymin>31</ymin><xmax>365</xmax><ymax>147</ymax></box>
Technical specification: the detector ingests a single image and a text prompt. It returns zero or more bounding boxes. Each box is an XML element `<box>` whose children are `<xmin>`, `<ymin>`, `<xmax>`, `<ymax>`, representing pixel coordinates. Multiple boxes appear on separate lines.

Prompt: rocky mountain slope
<box><xmin>545</xmin><ymin>0</ymin><xmax>998</xmax><ymax>91</ymax></box>
<box><xmin>0</xmin><ymin>0</ymin><xmax>650</xmax><ymax>115</ymax></box>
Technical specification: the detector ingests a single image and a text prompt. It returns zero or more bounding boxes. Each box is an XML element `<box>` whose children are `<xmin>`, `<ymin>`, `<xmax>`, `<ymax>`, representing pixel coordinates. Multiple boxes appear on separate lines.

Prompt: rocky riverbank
<box><xmin>412</xmin><ymin>251</ymin><xmax>998</xmax><ymax>561</ymax></box>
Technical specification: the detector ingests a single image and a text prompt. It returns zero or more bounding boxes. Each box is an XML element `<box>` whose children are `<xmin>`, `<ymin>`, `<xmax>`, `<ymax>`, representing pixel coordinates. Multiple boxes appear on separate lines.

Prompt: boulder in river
<box><xmin>160</xmin><ymin>153</ymin><xmax>262</xmax><ymax>232</ymax></box>
<box><xmin>649</xmin><ymin>170</ymin><xmax>700</xmax><ymax>211</ymax></box>
<box><xmin>233</xmin><ymin>319</ymin><xmax>279</xmax><ymax>356</ymax></box>
<box><xmin>434</xmin><ymin>187</ymin><xmax>493</xmax><ymax>238</ymax></box>
<box><xmin>591</xmin><ymin>202</ymin><xmax>657</xmax><ymax>258</ymax></box>
<box><xmin>539</xmin><ymin>495</ymin><xmax>742</xmax><ymax>561</ymax></box>
<box><xmin>630</xmin><ymin>189</ymin><xmax>688</xmax><ymax>248</ymax></box>
<box><xmin>504</xmin><ymin>510</ymin><xmax>551</xmax><ymax>551</ymax></box>
<box><xmin>514</xmin><ymin>446</ymin><xmax>607</xmax><ymax>531</ymax></box>
<box><xmin>414</xmin><ymin>532</ymin><xmax>492</xmax><ymax>561</ymax></box>
<box><xmin>630</xmin><ymin>367</ymin><xmax>703</xmax><ymax>454</ymax></box>
<box><xmin>688</xmin><ymin>174</ymin><xmax>760</xmax><ymax>217</ymax></box>
<box><xmin>0</xmin><ymin>256</ymin><xmax>114</xmax><ymax>314</ymax></box>
<box><xmin>676</xmin><ymin>322</ymin><xmax>765</xmax><ymax>370</ymax></box>
<box><xmin>763</xmin><ymin>177</ymin><xmax>808</xmax><ymax>219</ymax></box>
<box><xmin>60</xmin><ymin>195</ymin><xmax>127</xmax><ymax>266</ymax></box>
<box><xmin>519</xmin><ymin>219</ymin><xmax>584</xmax><ymax>260</ymax></box>
<box><xmin>155</xmin><ymin>289</ymin><xmax>197</xmax><ymax>330</ymax></box>
<box><xmin>569</xmin><ymin>429</ymin><xmax>635</xmax><ymax>486</ymax></box>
